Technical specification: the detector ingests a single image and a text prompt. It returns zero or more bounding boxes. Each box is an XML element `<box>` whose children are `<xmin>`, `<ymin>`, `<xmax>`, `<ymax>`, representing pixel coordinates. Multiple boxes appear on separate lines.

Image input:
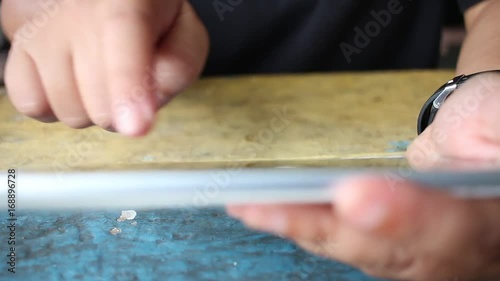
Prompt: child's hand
<box><xmin>1</xmin><ymin>0</ymin><xmax>209</xmax><ymax>136</ymax></box>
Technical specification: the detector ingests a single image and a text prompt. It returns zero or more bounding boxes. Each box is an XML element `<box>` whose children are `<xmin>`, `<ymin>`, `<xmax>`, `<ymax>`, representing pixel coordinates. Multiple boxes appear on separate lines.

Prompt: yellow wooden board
<box><xmin>0</xmin><ymin>70</ymin><xmax>455</xmax><ymax>171</ymax></box>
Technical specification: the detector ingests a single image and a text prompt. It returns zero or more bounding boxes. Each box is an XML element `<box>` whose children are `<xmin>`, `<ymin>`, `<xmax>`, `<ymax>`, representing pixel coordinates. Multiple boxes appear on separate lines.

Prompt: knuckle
<box><xmin>106</xmin><ymin>4</ymin><xmax>152</xmax><ymax>27</ymax></box>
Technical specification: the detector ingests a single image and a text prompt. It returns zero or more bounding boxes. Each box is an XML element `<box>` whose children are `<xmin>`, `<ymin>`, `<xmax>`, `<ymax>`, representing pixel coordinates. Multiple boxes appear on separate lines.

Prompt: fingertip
<box><xmin>14</xmin><ymin>101</ymin><xmax>56</xmax><ymax>122</ymax></box>
<box><xmin>102</xmin><ymin>5</ymin><xmax>158</xmax><ymax>137</ymax></box>
<box><xmin>113</xmin><ymin>102</ymin><xmax>155</xmax><ymax>137</ymax></box>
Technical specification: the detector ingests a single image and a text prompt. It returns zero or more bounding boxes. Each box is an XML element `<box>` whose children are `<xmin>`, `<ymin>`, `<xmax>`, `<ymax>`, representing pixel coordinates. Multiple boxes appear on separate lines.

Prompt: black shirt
<box><xmin>189</xmin><ymin>0</ymin><xmax>483</xmax><ymax>76</ymax></box>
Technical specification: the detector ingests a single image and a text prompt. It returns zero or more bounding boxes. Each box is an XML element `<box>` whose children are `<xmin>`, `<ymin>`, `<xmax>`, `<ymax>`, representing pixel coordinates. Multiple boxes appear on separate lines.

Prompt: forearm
<box><xmin>457</xmin><ymin>0</ymin><xmax>500</xmax><ymax>74</ymax></box>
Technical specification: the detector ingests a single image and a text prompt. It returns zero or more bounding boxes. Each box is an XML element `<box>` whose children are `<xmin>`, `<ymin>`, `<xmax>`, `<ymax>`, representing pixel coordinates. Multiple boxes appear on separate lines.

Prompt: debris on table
<box><xmin>130</xmin><ymin>221</ymin><xmax>138</xmax><ymax>226</ymax></box>
<box><xmin>116</xmin><ymin>210</ymin><xmax>137</xmax><ymax>222</ymax></box>
<box><xmin>109</xmin><ymin>227</ymin><xmax>122</xmax><ymax>235</ymax></box>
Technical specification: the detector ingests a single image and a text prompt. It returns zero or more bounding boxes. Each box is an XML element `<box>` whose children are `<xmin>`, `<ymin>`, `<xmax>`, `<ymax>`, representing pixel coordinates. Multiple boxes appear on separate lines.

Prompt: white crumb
<box><xmin>130</xmin><ymin>221</ymin><xmax>137</xmax><ymax>226</ymax></box>
<box><xmin>233</xmin><ymin>262</ymin><xmax>238</xmax><ymax>266</ymax></box>
<box><xmin>117</xmin><ymin>210</ymin><xmax>137</xmax><ymax>222</ymax></box>
<box><xmin>109</xmin><ymin>227</ymin><xmax>122</xmax><ymax>235</ymax></box>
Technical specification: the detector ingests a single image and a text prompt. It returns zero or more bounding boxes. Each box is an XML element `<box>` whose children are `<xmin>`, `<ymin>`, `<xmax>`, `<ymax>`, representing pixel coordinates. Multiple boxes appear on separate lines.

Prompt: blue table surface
<box><xmin>1</xmin><ymin>208</ymin><xmax>386</xmax><ymax>281</ymax></box>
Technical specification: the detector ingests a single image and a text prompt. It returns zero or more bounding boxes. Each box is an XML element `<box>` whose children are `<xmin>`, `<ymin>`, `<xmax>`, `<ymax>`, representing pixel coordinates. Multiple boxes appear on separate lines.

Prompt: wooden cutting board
<box><xmin>0</xmin><ymin>70</ymin><xmax>455</xmax><ymax>172</ymax></box>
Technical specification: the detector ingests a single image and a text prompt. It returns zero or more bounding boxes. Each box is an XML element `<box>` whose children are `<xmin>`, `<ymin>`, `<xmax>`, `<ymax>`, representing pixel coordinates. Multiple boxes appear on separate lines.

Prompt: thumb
<box><xmin>152</xmin><ymin>1</ymin><xmax>209</xmax><ymax>108</ymax></box>
<box><xmin>333</xmin><ymin>176</ymin><xmax>489</xmax><ymax>242</ymax></box>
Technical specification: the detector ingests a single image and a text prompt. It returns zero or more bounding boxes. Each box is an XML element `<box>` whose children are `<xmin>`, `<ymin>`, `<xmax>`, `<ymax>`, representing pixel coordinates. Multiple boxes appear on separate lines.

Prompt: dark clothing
<box><xmin>189</xmin><ymin>0</ymin><xmax>483</xmax><ymax>76</ymax></box>
<box><xmin>458</xmin><ymin>0</ymin><xmax>484</xmax><ymax>12</ymax></box>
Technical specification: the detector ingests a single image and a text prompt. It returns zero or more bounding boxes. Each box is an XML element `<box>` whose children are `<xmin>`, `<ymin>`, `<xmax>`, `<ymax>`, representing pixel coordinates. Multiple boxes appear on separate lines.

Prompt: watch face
<box><xmin>417</xmin><ymin>82</ymin><xmax>447</xmax><ymax>135</ymax></box>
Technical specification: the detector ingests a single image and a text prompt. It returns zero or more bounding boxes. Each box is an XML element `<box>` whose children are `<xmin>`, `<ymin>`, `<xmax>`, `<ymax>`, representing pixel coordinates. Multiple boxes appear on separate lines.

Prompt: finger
<box><xmin>334</xmin><ymin>176</ymin><xmax>500</xmax><ymax>280</ymax></box>
<box><xmin>153</xmin><ymin>1</ymin><xmax>209</xmax><ymax>101</ymax></box>
<box><xmin>72</xmin><ymin>26</ymin><xmax>112</xmax><ymax>130</ymax></box>
<box><xmin>104</xmin><ymin>1</ymin><xmax>158</xmax><ymax>137</ymax></box>
<box><xmin>226</xmin><ymin>204</ymin><xmax>336</xmax><ymax>240</ymax></box>
<box><xmin>227</xmin><ymin>203</ymin><xmax>418</xmax><ymax>280</ymax></box>
<box><xmin>290</xmin><ymin>209</ymin><xmax>418</xmax><ymax>280</ymax></box>
<box><xmin>35</xmin><ymin>49</ymin><xmax>92</xmax><ymax>128</ymax></box>
<box><xmin>335</xmin><ymin>176</ymin><xmax>464</xmax><ymax>240</ymax></box>
<box><xmin>4</xmin><ymin>46</ymin><xmax>57</xmax><ymax>123</ymax></box>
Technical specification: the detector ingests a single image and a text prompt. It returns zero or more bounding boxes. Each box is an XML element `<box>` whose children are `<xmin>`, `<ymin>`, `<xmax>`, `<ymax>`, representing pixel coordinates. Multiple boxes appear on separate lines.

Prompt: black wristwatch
<box><xmin>417</xmin><ymin>70</ymin><xmax>500</xmax><ymax>135</ymax></box>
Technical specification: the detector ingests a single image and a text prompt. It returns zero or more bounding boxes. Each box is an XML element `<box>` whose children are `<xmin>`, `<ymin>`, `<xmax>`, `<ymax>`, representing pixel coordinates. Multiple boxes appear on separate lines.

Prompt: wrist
<box><xmin>417</xmin><ymin>69</ymin><xmax>500</xmax><ymax>134</ymax></box>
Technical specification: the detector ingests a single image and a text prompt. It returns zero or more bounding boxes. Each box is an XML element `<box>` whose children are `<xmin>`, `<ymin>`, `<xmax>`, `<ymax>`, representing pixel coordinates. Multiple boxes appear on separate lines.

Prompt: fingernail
<box><xmin>114</xmin><ymin>101</ymin><xmax>154</xmax><ymax>137</ymax></box>
<box><xmin>335</xmin><ymin>179</ymin><xmax>389</xmax><ymax>231</ymax></box>
<box><xmin>114</xmin><ymin>106</ymin><xmax>143</xmax><ymax>137</ymax></box>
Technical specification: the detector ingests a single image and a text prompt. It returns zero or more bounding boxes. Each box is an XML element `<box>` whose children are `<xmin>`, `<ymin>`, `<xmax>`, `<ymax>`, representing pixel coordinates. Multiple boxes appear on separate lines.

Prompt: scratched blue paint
<box><xmin>387</xmin><ymin>140</ymin><xmax>412</xmax><ymax>153</ymax></box>
<box><xmin>1</xmin><ymin>209</ymin><xmax>387</xmax><ymax>281</ymax></box>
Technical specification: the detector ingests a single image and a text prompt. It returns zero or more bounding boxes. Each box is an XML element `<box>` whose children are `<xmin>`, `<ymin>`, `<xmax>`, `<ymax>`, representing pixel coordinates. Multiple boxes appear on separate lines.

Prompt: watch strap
<box><xmin>417</xmin><ymin>69</ymin><xmax>500</xmax><ymax>135</ymax></box>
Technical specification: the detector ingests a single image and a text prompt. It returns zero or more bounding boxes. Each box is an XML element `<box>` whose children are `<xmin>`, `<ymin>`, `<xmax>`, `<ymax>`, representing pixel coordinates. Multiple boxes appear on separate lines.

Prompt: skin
<box><xmin>228</xmin><ymin>72</ymin><xmax>500</xmax><ymax>281</ymax></box>
<box><xmin>2</xmin><ymin>1</ymin><xmax>500</xmax><ymax>280</ymax></box>
<box><xmin>227</xmin><ymin>2</ymin><xmax>500</xmax><ymax>280</ymax></box>
<box><xmin>1</xmin><ymin>0</ymin><xmax>209</xmax><ymax>136</ymax></box>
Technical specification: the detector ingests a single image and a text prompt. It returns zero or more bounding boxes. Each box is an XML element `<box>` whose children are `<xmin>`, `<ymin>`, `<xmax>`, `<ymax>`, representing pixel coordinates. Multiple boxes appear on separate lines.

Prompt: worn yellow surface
<box><xmin>0</xmin><ymin>70</ymin><xmax>455</xmax><ymax>172</ymax></box>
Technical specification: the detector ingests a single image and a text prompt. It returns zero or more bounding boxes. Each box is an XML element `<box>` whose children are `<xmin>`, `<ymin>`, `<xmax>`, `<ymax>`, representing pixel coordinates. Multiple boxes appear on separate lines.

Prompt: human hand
<box><xmin>2</xmin><ymin>0</ymin><xmax>208</xmax><ymax>136</ymax></box>
<box><xmin>226</xmin><ymin>72</ymin><xmax>500</xmax><ymax>281</ymax></box>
